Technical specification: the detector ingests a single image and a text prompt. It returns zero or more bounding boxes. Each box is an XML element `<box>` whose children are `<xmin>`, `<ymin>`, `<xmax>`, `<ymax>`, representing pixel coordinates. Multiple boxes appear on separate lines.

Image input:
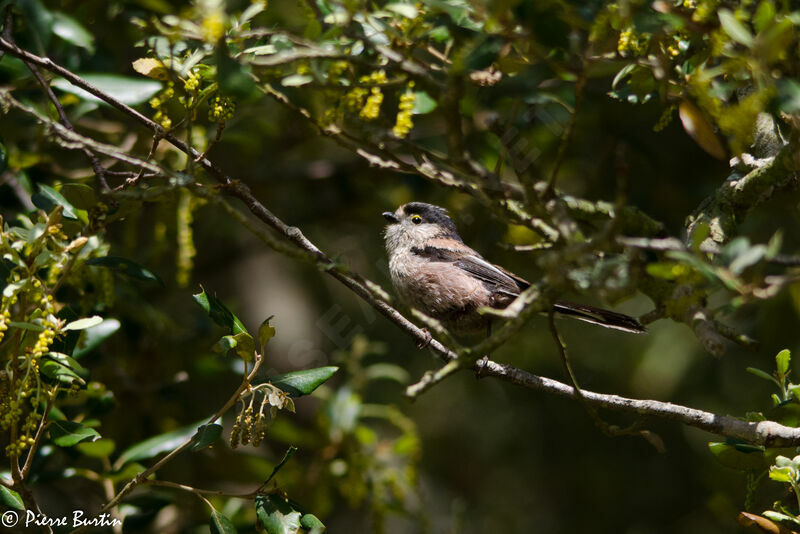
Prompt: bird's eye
<box><xmin>411</xmin><ymin>215</ymin><xmax>422</xmax><ymax>224</ymax></box>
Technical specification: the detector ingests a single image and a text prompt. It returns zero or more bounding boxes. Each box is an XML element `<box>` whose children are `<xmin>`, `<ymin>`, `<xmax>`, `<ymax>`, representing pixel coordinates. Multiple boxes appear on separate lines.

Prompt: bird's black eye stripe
<box><xmin>411</xmin><ymin>215</ymin><xmax>422</xmax><ymax>224</ymax></box>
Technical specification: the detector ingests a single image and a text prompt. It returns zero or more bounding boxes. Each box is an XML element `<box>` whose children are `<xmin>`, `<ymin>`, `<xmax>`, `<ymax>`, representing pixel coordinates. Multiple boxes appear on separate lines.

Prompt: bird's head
<box><xmin>382</xmin><ymin>202</ymin><xmax>462</xmax><ymax>253</ymax></box>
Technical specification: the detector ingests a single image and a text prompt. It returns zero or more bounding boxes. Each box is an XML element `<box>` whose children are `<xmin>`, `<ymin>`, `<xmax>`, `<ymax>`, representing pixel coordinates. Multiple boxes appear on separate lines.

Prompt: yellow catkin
<box><xmin>392</xmin><ymin>82</ymin><xmax>416</xmax><ymax>138</ymax></box>
<box><xmin>176</xmin><ymin>189</ymin><xmax>196</xmax><ymax>288</ymax></box>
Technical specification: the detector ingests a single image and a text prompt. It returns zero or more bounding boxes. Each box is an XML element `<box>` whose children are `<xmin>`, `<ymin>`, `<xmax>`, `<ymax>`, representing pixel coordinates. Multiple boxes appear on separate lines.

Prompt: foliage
<box><xmin>1</xmin><ymin>0</ymin><xmax>800</xmax><ymax>532</ymax></box>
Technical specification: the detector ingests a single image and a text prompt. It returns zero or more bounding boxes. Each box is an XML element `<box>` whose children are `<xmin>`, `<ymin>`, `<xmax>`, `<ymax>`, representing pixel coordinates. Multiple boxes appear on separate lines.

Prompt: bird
<box><xmin>382</xmin><ymin>202</ymin><xmax>645</xmax><ymax>337</ymax></box>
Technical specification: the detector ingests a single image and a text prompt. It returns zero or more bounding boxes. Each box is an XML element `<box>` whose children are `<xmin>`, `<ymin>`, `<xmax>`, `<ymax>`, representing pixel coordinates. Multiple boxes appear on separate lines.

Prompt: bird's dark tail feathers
<box><xmin>552</xmin><ymin>300</ymin><xmax>646</xmax><ymax>334</ymax></box>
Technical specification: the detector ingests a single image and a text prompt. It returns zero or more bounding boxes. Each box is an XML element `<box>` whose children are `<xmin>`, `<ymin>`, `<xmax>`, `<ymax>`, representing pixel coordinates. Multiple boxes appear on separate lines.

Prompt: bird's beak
<box><xmin>382</xmin><ymin>212</ymin><xmax>399</xmax><ymax>223</ymax></box>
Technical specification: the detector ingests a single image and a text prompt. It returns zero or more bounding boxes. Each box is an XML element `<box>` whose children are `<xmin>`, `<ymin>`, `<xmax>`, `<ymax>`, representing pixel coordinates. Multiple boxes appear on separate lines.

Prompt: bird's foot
<box><xmin>416</xmin><ymin>328</ymin><xmax>433</xmax><ymax>349</ymax></box>
<box><xmin>474</xmin><ymin>355</ymin><xmax>489</xmax><ymax>379</ymax></box>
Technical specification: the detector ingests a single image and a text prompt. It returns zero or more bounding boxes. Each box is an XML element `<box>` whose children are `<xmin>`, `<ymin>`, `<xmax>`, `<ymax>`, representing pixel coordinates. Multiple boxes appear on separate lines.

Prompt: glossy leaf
<box><xmin>117</xmin><ymin>419</ymin><xmax>205</xmax><ymax>464</ymax></box>
<box><xmin>33</xmin><ymin>184</ymin><xmax>79</xmax><ymax>220</ymax></box>
<box><xmin>52</xmin><ymin>75</ymin><xmax>162</xmax><ymax>105</ymax></box>
<box><xmin>41</xmin><ymin>358</ymin><xmax>85</xmax><ymax>385</ymax></box>
<box><xmin>188</xmin><ymin>423</ymin><xmax>223</xmax><ymax>451</ymax></box>
<box><xmin>747</xmin><ymin>367</ymin><xmax>780</xmax><ymax>387</ymax></box>
<box><xmin>49</xmin><ymin>420</ymin><xmax>100</xmax><ymax>447</ymax></box>
<box><xmin>256</xmin><ymin>494</ymin><xmax>301</xmax><ymax>534</ymax></box>
<box><xmin>300</xmin><ymin>514</ymin><xmax>325</xmax><ymax>531</ymax></box>
<box><xmin>412</xmin><ymin>91</ymin><xmax>437</xmax><ymax>114</ymax></box>
<box><xmin>0</xmin><ymin>485</ymin><xmax>24</xmax><ymax>511</ymax></box>
<box><xmin>86</xmin><ymin>256</ymin><xmax>163</xmax><ymax>285</ymax></box>
<box><xmin>52</xmin><ymin>12</ymin><xmax>95</xmax><ymax>52</ymax></box>
<box><xmin>64</xmin><ymin>316</ymin><xmax>103</xmax><ymax>331</ymax></box>
<box><xmin>259</xmin><ymin>367</ymin><xmax>339</xmax><ymax>397</ymax></box>
<box><xmin>72</xmin><ymin>318</ymin><xmax>121</xmax><ymax>359</ymax></box>
<box><xmin>210</xmin><ymin>510</ymin><xmax>237</xmax><ymax>534</ymax></box>
<box><xmin>708</xmin><ymin>442</ymin><xmax>766</xmax><ymax>471</ymax></box>
<box><xmin>193</xmin><ymin>288</ymin><xmax>248</xmax><ymax>335</ymax></box>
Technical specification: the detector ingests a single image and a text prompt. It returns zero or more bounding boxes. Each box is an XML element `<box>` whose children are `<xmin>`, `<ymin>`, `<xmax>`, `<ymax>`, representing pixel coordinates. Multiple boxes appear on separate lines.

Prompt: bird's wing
<box><xmin>411</xmin><ymin>246</ymin><xmax>527</xmax><ymax>297</ymax></box>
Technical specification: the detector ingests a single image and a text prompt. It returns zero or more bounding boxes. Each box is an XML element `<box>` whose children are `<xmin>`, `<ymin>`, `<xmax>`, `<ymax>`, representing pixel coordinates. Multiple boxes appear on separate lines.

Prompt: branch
<box><xmin>6</xmin><ymin>41</ymin><xmax>800</xmax><ymax>449</ymax></box>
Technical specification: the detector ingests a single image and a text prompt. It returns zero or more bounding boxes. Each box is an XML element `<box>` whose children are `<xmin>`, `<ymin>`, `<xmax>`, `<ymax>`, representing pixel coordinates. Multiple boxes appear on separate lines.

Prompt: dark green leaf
<box><xmin>41</xmin><ymin>358</ymin><xmax>85</xmax><ymax>385</ymax></box>
<box><xmin>18</xmin><ymin>0</ymin><xmax>54</xmax><ymax>52</ymax></box>
<box><xmin>59</xmin><ymin>183</ymin><xmax>97</xmax><ymax>210</ymax></box>
<box><xmin>86</xmin><ymin>256</ymin><xmax>163</xmax><ymax>285</ymax></box>
<box><xmin>72</xmin><ymin>318</ymin><xmax>121</xmax><ymax>359</ymax></box>
<box><xmin>256</xmin><ymin>494</ymin><xmax>301</xmax><ymax>534</ymax></box>
<box><xmin>188</xmin><ymin>423</ymin><xmax>223</xmax><ymax>452</ymax></box>
<box><xmin>258</xmin><ymin>367</ymin><xmax>339</xmax><ymax>397</ymax></box>
<box><xmin>265</xmin><ymin>446</ymin><xmax>297</xmax><ymax>484</ymax></box>
<box><xmin>49</xmin><ymin>420</ymin><xmax>100</xmax><ymax>447</ymax></box>
<box><xmin>117</xmin><ymin>419</ymin><xmax>205</xmax><ymax>464</ymax></box>
<box><xmin>107</xmin><ymin>461</ymin><xmax>145</xmax><ymax>484</ymax></box>
<box><xmin>216</xmin><ymin>47</ymin><xmax>256</xmax><ymax>98</ymax></box>
<box><xmin>193</xmin><ymin>287</ymin><xmax>248</xmax><ymax>335</ymax></box>
<box><xmin>33</xmin><ymin>184</ymin><xmax>79</xmax><ymax>220</ymax></box>
<box><xmin>210</xmin><ymin>510</ymin><xmax>237</xmax><ymax>534</ymax></box>
<box><xmin>0</xmin><ymin>485</ymin><xmax>24</xmax><ymax>511</ymax></box>
<box><xmin>52</xmin><ymin>12</ymin><xmax>95</xmax><ymax>53</ymax></box>
<box><xmin>52</xmin><ymin>75</ymin><xmax>162</xmax><ymax>105</ymax></box>
<box><xmin>300</xmin><ymin>514</ymin><xmax>325</xmax><ymax>531</ymax></box>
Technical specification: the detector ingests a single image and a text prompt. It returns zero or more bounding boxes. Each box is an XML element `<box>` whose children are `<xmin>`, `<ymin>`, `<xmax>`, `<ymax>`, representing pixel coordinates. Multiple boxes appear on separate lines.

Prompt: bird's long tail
<box><xmin>552</xmin><ymin>300</ymin><xmax>646</xmax><ymax>334</ymax></box>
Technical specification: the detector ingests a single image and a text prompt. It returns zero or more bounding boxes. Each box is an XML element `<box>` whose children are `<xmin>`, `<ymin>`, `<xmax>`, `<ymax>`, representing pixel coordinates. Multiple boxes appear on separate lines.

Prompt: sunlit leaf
<box><xmin>76</xmin><ymin>438</ymin><xmax>116</xmax><ymax>458</ymax></box>
<box><xmin>210</xmin><ymin>510</ymin><xmax>237</xmax><ymax>534</ymax></box>
<box><xmin>258</xmin><ymin>367</ymin><xmax>339</xmax><ymax>397</ymax></box>
<box><xmin>52</xmin><ymin>75</ymin><xmax>162</xmax><ymax>105</ymax></box>
<box><xmin>72</xmin><ymin>318</ymin><xmax>121</xmax><ymax>359</ymax></box>
<box><xmin>64</xmin><ymin>316</ymin><xmax>103</xmax><ymax>331</ymax></box>
<box><xmin>52</xmin><ymin>12</ymin><xmax>95</xmax><ymax>53</ymax></box>
<box><xmin>256</xmin><ymin>493</ymin><xmax>301</xmax><ymax>534</ymax></box>
<box><xmin>33</xmin><ymin>184</ymin><xmax>79</xmax><ymax>220</ymax></box>
<box><xmin>0</xmin><ymin>485</ymin><xmax>24</xmax><ymax>511</ymax></box>
<box><xmin>49</xmin><ymin>421</ymin><xmax>100</xmax><ymax>447</ymax></box>
<box><xmin>718</xmin><ymin>9</ymin><xmax>754</xmax><ymax>48</ymax></box>
<box><xmin>193</xmin><ymin>287</ymin><xmax>248</xmax><ymax>335</ymax></box>
<box><xmin>777</xmin><ymin>349</ymin><xmax>791</xmax><ymax>377</ymax></box>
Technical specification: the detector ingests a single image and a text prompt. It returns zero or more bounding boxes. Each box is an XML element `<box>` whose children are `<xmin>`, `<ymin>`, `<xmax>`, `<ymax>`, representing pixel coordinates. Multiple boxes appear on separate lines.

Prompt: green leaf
<box><xmin>49</xmin><ymin>420</ymin><xmax>100</xmax><ymax>447</ymax></box>
<box><xmin>210</xmin><ymin>510</ymin><xmax>237</xmax><ymax>534</ymax></box>
<box><xmin>718</xmin><ymin>9</ymin><xmax>754</xmax><ymax>48</ymax></box>
<box><xmin>41</xmin><ymin>358</ymin><xmax>85</xmax><ymax>385</ymax></box>
<box><xmin>258</xmin><ymin>316</ymin><xmax>276</xmax><ymax>354</ymax></box>
<box><xmin>255</xmin><ymin>494</ymin><xmax>301</xmax><ymax>534</ymax></box>
<box><xmin>299</xmin><ymin>514</ymin><xmax>325</xmax><ymax>531</ymax></box>
<box><xmin>777</xmin><ymin>349</ymin><xmax>792</xmax><ymax>377</ymax></box>
<box><xmin>76</xmin><ymin>438</ymin><xmax>116</xmax><ymax>458</ymax></box>
<box><xmin>412</xmin><ymin>91</ymin><xmax>437</xmax><ymax>114</ymax></box>
<box><xmin>769</xmin><ymin>465</ymin><xmax>796</xmax><ymax>483</ymax></box>
<box><xmin>747</xmin><ymin>367</ymin><xmax>780</xmax><ymax>387</ymax></box>
<box><xmin>33</xmin><ymin>184</ymin><xmax>79</xmax><ymax>220</ymax></box>
<box><xmin>52</xmin><ymin>12</ymin><xmax>95</xmax><ymax>53</ymax></box>
<box><xmin>232</xmin><ymin>332</ymin><xmax>256</xmax><ymax>362</ymax></box>
<box><xmin>59</xmin><ymin>183</ymin><xmax>97</xmax><ymax>210</ymax></box>
<box><xmin>188</xmin><ymin>423</ymin><xmax>223</xmax><ymax>452</ymax></box>
<box><xmin>72</xmin><ymin>318</ymin><xmax>121</xmax><ymax>359</ymax></box>
<box><xmin>52</xmin><ymin>75</ymin><xmax>162</xmax><ymax>106</ymax></box>
<box><xmin>0</xmin><ymin>485</ymin><xmax>24</xmax><ymax>511</ymax></box>
<box><xmin>86</xmin><ymin>256</ymin><xmax>163</xmax><ymax>285</ymax></box>
<box><xmin>107</xmin><ymin>461</ymin><xmax>145</xmax><ymax>484</ymax></box>
<box><xmin>193</xmin><ymin>287</ymin><xmax>248</xmax><ymax>335</ymax></box>
<box><xmin>708</xmin><ymin>442</ymin><xmax>766</xmax><ymax>471</ymax></box>
<box><xmin>364</xmin><ymin>363</ymin><xmax>410</xmax><ymax>384</ymax></box>
<box><xmin>64</xmin><ymin>316</ymin><xmax>103</xmax><ymax>331</ymax></box>
<box><xmin>259</xmin><ymin>367</ymin><xmax>339</xmax><ymax>397</ymax></box>
<box><xmin>690</xmin><ymin>221</ymin><xmax>710</xmax><ymax>252</ymax></box>
<box><xmin>117</xmin><ymin>419</ymin><xmax>205</xmax><ymax>464</ymax></box>
<box><xmin>18</xmin><ymin>0</ymin><xmax>54</xmax><ymax>52</ymax></box>
<box><xmin>729</xmin><ymin>244</ymin><xmax>766</xmax><ymax>275</ymax></box>
<box><xmin>265</xmin><ymin>446</ymin><xmax>297</xmax><ymax>484</ymax></box>
<box><xmin>214</xmin><ymin>335</ymin><xmax>239</xmax><ymax>355</ymax></box>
